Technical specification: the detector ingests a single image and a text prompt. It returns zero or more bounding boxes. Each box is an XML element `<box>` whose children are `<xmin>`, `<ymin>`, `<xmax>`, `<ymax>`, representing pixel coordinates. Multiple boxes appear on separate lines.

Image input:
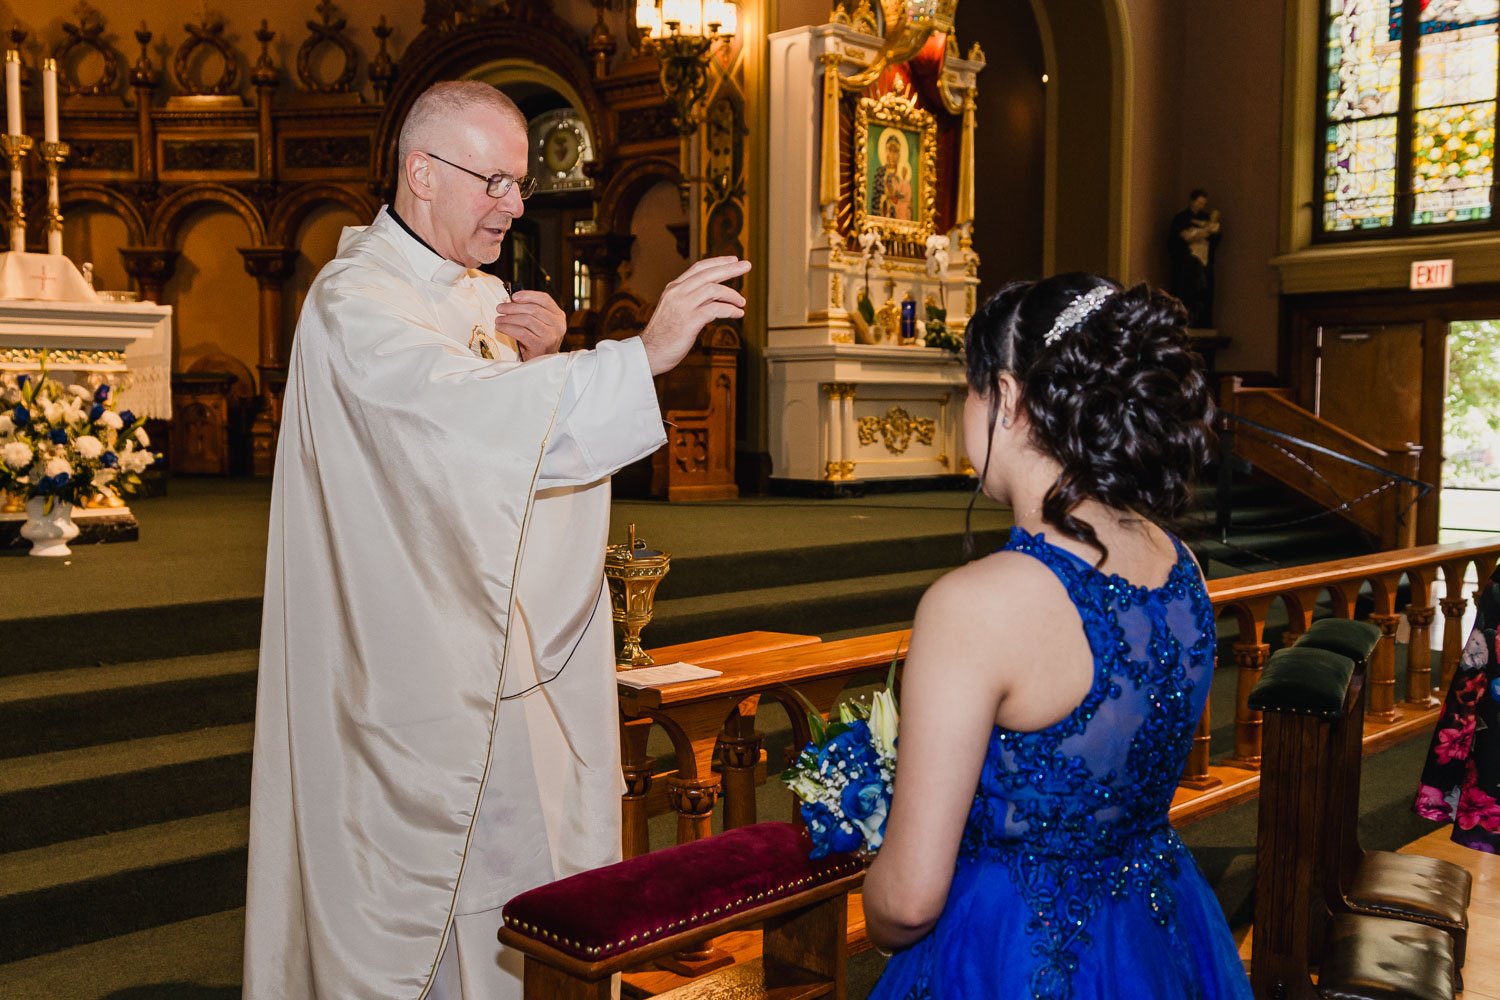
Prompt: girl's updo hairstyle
<box><xmin>965</xmin><ymin>272</ymin><xmax>1214</xmax><ymax>563</ymax></box>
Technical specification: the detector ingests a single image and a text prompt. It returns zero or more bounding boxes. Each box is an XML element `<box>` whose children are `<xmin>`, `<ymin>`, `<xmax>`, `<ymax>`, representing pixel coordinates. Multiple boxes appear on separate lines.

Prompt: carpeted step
<box><xmin>0</xmin><ymin>907</ymin><xmax>245</xmax><ymax>1000</ymax></box>
<box><xmin>0</xmin><ymin>724</ymin><xmax>253</xmax><ymax>853</ymax></box>
<box><xmin>1</xmin><ymin>598</ymin><xmax>263</xmax><ymax>678</ymax></box>
<box><xmin>0</xmin><ymin>808</ymin><xmax>249</xmax><ymax>963</ymax></box>
<box><xmin>0</xmin><ymin>651</ymin><xmax>258</xmax><ymax>758</ymax></box>
<box><xmin>643</xmin><ymin>567</ymin><xmax>950</xmax><ymax>648</ymax></box>
<box><xmin>654</xmin><ymin>529</ymin><xmax>1009</xmax><ymax>602</ymax></box>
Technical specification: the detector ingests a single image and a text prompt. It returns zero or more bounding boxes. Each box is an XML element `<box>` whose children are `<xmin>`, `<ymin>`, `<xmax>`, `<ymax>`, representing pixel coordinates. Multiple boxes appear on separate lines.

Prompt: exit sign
<box><xmin>1410</xmin><ymin>259</ymin><xmax>1454</xmax><ymax>289</ymax></box>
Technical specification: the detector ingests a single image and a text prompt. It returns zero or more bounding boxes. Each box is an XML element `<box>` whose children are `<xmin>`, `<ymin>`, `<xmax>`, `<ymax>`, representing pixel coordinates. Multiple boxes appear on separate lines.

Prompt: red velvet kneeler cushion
<box><xmin>500</xmin><ymin>822</ymin><xmax>863</xmax><ymax>962</ymax></box>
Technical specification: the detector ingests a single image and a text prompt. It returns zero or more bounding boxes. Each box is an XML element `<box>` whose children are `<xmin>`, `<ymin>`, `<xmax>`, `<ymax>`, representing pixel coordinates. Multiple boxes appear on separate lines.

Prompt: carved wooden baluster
<box><xmin>1365</xmin><ymin>573</ymin><xmax>1403</xmax><ymax>722</ymax></box>
<box><xmin>1403</xmin><ymin>604</ymin><xmax>1438</xmax><ymax>708</ymax></box>
<box><xmin>1439</xmin><ymin>588</ymin><xmax>1470</xmax><ymax>688</ymax></box>
<box><xmin>1178</xmin><ymin>703</ymin><xmax>1219</xmax><ymax>789</ymax></box>
<box><xmin>618</xmin><ymin>716</ymin><xmax>654</xmax><ymax>859</ymax></box>
<box><xmin>717</xmin><ymin>728</ymin><xmax>763</xmax><ymax>830</ymax></box>
<box><xmin>1225</xmin><ymin>598</ymin><xmax>1273</xmax><ymax>770</ymax></box>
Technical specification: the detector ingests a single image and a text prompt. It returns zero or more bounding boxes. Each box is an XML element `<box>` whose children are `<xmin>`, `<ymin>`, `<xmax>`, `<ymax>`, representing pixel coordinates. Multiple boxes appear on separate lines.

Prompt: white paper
<box><xmin>616</xmin><ymin>661</ymin><xmax>724</xmax><ymax>689</ymax></box>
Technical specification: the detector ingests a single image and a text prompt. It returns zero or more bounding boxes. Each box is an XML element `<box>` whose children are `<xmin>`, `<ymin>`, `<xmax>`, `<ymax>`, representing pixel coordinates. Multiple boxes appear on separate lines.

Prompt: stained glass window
<box><xmin>1320</xmin><ymin>0</ymin><xmax>1500</xmax><ymax>237</ymax></box>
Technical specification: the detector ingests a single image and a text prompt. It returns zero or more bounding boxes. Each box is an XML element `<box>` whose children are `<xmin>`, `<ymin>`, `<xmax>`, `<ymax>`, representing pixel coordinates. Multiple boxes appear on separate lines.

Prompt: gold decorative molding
<box><xmin>858</xmin><ymin>406</ymin><xmax>936</xmax><ymax>454</ymax></box>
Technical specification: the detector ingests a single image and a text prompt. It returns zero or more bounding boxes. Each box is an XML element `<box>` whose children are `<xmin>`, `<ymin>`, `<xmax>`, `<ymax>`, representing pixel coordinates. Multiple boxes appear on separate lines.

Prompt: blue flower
<box><xmin>94</xmin><ymin>384</ymin><xmax>110</xmax><ymax>402</ymax></box>
<box><xmin>12</xmin><ymin>404</ymin><xmax>28</xmax><ymax>426</ymax></box>
<box><xmin>89</xmin><ymin>404</ymin><xmax>104</xmax><ymax>421</ymax></box>
<box><xmin>48</xmin><ymin>428</ymin><xmax>68</xmax><ymax>444</ymax></box>
<box><xmin>819</xmin><ymin>720</ymin><xmax>879</xmax><ymax>773</ymax></box>
<box><xmin>16</xmin><ymin>375</ymin><xmax>27</xmax><ymax>388</ymax></box>
<box><xmin>840</xmin><ymin>776</ymin><xmax>886</xmax><ymax>821</ymax></box>
<box><xmin>800</xmin><ymin>800</ymin><xmax>863</xmax><ymax>858</ymax></box>
<box><xmin>118</xmin><ymin>409</ymin><xmax>135</xmax><ymax>427</ymax></box>
<box><xmin>101</xmin><ymin>451</ymin><xmax>118</xmax><ymax>468</ymax></box>
<box><xmin>36</xmin><ymin>472</ymin><xmax>69</xmax><ymax>493</ymax></box>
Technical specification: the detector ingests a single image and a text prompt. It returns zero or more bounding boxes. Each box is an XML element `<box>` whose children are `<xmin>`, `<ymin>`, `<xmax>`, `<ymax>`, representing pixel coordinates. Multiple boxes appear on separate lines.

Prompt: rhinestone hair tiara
<box><xmin>1043</xmin><ymin>286</ymin><xmax>1114</xmax><ymax>346</ymax></box>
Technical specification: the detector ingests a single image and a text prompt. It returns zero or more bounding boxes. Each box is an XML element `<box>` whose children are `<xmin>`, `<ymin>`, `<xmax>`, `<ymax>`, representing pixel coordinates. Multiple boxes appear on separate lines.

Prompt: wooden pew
<box><xmin>499</xmin><ymin>823</ymin><xmax>862</xmax><ymax>1000</ymax></box>
<box><xmin>1248</xmin><ymin>646</ymin><xmax>1455</xmax><ymax>999</ymax></box>
<box><xmin>1293</xmin><ymin>618</ymin><xmax>1471</xmax><ymax>985</ymax></box>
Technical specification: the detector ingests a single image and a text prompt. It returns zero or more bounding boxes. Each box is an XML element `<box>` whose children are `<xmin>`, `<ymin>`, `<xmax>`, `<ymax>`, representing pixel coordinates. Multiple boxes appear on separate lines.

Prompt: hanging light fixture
<box><xmin>635</xmin><ymin>0</ymin><xmax>738</xmax><ymax>135</ymax></box>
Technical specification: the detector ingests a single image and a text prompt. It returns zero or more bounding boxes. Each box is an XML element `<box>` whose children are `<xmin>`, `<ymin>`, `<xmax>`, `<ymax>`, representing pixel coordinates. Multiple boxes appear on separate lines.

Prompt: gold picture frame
<box><xmin>853</xmin><ymin>91</ymin><xmax>937</xmax><ymax>245</ymax></box>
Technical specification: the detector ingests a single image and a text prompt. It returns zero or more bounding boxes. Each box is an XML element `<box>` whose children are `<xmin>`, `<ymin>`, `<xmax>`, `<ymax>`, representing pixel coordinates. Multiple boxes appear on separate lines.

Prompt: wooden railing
<box><xmin>1184</xmin><ymin>535</ymin><xmax>1500</xmax><ymax>783</ymax></box>
<box><xmin>1217</xmin><ymin>375</ymin><xmax>1423</xmax><ymax>550</ymax></box>
<box><xmin>619</xmin><ymin>538</ymin><xmax>1500</xmax><ymax>855</ymax></box>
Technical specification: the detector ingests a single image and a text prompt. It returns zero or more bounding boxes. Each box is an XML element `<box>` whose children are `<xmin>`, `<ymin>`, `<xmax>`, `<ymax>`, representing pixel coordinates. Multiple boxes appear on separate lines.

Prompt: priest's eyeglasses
<box><xmin>423</xmin><ymin>152</ymin><xmax>538</xmax><ymax>200</ymax></box>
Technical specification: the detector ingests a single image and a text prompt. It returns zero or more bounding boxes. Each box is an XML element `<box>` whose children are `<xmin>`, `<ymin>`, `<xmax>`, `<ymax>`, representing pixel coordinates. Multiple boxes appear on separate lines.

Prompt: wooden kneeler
<box><xmin>1294</xmin><ymin>619</ymin><xmax>1472</xmax><ymax>982</ymax></box>
<box><xmin>1249</xmin><ymin>646</ymin><xmax>1455</xmax><ymax>1000</ymax></box>
<box><xmin>498</xmin><ymin>822</ymin><xmax>863</xmax><ymax>999</ymax></box>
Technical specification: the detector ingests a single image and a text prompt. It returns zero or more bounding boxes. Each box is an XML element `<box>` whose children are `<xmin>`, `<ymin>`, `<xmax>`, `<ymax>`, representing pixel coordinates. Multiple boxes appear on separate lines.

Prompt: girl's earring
<box><xmin>1001</xmin><ymin>415</ymin><xmax>1012</xmax><ymax>428</ymax></box>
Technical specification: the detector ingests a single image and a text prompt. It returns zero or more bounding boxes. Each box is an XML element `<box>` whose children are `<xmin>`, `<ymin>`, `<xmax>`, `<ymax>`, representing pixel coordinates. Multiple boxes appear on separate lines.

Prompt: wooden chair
<box><xmin>1293</xmin><ymin>619</ymin><xmax>1471</xmax><ymax>983</ymax></box>
<box><xmin>1248</xmin><ymin>645</ymin><xmax>1455</xmax><ymax>1000</ymax></box>
<box><xmin>499</xmin><ymin>822</ymin><xmax>862</xmax><ymax>999</ymax></box>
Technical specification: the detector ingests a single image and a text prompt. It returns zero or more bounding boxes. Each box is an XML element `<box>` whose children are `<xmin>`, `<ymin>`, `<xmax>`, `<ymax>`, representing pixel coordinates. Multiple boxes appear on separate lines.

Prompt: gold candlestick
<box><xmin>604</xmin><ymin>523</ymin><xmax>672</xmax><ymax>669</ymax></box>
<box><xmin>1</xmin><ymin>132</ymin><xmax>33</xmax><ymax>252</ymax></box>
<box><xmin>40</xmin><ymin>139</ymin><xmax>69</xmax><ymax>255</ymax></box>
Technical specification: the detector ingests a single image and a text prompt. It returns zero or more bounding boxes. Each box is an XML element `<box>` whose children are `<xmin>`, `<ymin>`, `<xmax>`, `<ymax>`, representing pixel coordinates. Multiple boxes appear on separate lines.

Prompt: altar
<box><xmin>765</xmin><ymin>10</ymin><xmax>984</xmax><ymax>491</ymax></box>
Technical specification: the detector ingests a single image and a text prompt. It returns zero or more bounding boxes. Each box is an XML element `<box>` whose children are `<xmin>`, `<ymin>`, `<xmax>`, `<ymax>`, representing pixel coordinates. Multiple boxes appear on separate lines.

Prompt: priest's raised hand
<box><xmin>639</xmin><ymin>255</ymin><xmax>751</xmax><ymax>375</ymax></box>
<box><xmin>493</xmin><ymin>290</ymin><xmax>567</xmax><ymax>359</ymax></box>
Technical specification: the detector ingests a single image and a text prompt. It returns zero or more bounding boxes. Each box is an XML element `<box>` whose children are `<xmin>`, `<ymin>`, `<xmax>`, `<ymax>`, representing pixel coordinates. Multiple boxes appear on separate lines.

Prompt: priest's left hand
<box><xmin>495</xmin><ymin>291</ymin><xmax>567</xmax><ymax>360</ymax></box>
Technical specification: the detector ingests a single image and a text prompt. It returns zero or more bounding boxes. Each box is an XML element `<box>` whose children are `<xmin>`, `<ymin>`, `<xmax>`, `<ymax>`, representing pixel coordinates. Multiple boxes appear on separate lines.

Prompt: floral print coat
<box><xmin>1415</xmin><ymin>573</ymin><xmax>1500</xmax><ymax>854</ymax></box>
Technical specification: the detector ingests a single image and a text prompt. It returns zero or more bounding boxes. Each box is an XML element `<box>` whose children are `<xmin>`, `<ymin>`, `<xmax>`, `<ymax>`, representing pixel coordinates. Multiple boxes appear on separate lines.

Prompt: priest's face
<box><xmin>428</xmin><ymin>108</ymin><xmax>529</xmax><ymax>267</ymax></box>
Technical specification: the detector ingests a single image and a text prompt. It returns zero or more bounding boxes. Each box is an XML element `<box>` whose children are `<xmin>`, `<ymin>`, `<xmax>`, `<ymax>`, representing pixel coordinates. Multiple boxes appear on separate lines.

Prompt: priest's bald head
<box><xmin>394</xmin><ymin>81</ymin><xmax>531</xmax><ymax>268</ymax></box>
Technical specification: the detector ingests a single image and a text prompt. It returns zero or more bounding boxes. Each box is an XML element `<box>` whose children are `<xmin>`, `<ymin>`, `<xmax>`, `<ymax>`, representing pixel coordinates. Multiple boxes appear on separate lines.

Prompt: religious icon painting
<box><xmin>853</xmin><ymin>91</ymin><xmax>938</xmax><ymax>247</ymax></box>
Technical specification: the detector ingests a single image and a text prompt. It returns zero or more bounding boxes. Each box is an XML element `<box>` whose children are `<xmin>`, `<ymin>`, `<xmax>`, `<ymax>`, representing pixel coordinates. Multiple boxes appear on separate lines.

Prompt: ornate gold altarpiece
<box><xmin>766</xmin><ymin>1</ymin><xmax>983</xmax><ymax>489</ymax></box>
<box><xmin>10</xmin><ymin>0</ymin><xmax>743</xmax><ymax>496</ymax></box>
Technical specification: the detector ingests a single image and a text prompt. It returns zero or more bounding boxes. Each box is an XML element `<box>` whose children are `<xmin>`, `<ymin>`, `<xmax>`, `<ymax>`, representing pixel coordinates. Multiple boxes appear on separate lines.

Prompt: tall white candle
<box><xmin>41</xmin><ymin>58</ymin><xmax>57</xmax><ymax>144</ymax></box>
<box><xmin>5</xmin><ymin>51</ymin><xmax>21</xmax><ymax>137</ymax></box>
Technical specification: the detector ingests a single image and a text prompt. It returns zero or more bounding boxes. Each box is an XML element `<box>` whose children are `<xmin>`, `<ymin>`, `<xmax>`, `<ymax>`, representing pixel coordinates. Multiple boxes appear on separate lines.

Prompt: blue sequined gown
<box><xmin>870</xmin><ymin>528</ymin><xmax>1252</xmax><ymax>1000</ymax></box>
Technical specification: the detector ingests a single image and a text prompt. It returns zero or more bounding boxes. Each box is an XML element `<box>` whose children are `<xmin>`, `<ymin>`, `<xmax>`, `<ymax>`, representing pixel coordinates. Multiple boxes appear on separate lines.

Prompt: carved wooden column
<box><xmin>129</xmin><ymin>25</ymin><xmax>159</xmax><ymax>191</ymax></box>
<box><xmin>1403</xmin><ymin>604</ymin><xmax>1438</xmax><ymax>708</ymax></box>
<box><xmin>666</xmin><ymin>773</ymin><xmax>718</xmax><ymax>844</ymax></box>
<box><xmin>619</xmin><ymin>716</ymin><xmax>654</xmax><ymax>859</ymax></box>
<box><xmin>571</xmin><ymin>232</ymin><xmax>635</xmax><ymax>306</ymax></box>
<box><xmin>239</xmin><ymin>246</ymin><xmax>300</xmax><ymax>476</ymax></box>
<box><xmin>119</xmin><ymin>247</ymin><xmax>179</xmax><ymax>303</ymax></box>
<box><xmin>717</xmin><ymin>729</ymin><xmax>764</xmax><ymax>830</ymax></box>
<box><xmin>1440</xmin><ymin>595</ymin><xmax>1470</xmax><ymax>687</ymax></box>
<box><xmin>1367</xmin><ymin>611</ymin><xmax>1403</xmax><ymax>722</ymax></box>
<box><xmin>251</xmin><ymin>21</ymin><xmax>279</xmax><ymax>185</ymax></box>
<box><xmin>1179</xmin><ymin>705</ymin><xmax>1220</xmax><ymax>790</ymax></box>
<box><xmin>1228</xmin><ymin>641</ymin><xmax>1270</xmax><ymax>769</ymax></box>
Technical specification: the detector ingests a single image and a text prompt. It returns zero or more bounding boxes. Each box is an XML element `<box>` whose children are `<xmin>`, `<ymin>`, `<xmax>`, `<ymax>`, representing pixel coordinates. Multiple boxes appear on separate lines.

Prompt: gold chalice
<box><xmin>604</xmin><ymin>523</ymin><xmax>671</xmax><ymax>669</ymax></box>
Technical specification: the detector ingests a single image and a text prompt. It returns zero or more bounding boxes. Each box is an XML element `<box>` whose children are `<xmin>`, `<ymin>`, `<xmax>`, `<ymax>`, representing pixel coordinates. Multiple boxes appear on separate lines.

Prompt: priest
<box><xmin>243</xmin><ymin>80</ymin><xmax>749</xmax><ymax>999</ymax></box>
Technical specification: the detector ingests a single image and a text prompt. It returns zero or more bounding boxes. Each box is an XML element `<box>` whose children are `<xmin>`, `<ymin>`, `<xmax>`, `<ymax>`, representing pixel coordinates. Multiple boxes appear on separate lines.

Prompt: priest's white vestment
<box><xmin>244</xmin><ymin>207</ymin><xmax>666</xmax><ymax>999</ymax></box>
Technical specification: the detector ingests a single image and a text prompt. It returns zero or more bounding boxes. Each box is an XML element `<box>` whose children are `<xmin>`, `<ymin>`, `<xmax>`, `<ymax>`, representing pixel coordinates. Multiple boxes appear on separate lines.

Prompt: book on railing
<box><xmin>615</xmin><ymin>662</ymin><xmax>724</xmax><ymax>689</ymax></box>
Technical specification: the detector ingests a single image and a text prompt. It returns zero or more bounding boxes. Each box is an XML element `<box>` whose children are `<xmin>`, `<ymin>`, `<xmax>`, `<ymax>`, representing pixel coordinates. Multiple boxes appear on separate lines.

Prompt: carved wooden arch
<box><xmin>597</xmin><ymin>156</ymin><xmax>681</xmax><ymax>237</ymax></box>
<box><xmin>59</xmin><ymin>183</ymin><xmax>147</xmax><ymax>245</ymax></box>
<box><xmin>149</xmin><ymin>183</ymin><xmax>267</xmax><ymax>247</ymax></box>
<box><xmin>268</xmin><ymin>183</ymin><xmax>378</xmax><ymax>246</ymax></box>
<box><xmin>372</xmin><ymin>15</ymin><xmax>612</xmax><ymax>194</ymax></box>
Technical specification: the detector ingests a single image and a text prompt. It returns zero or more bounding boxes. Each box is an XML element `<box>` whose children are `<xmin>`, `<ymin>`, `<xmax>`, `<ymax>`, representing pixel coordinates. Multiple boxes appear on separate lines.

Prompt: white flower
<box><xmin>869</xmin><ymin>688</ymin><xmax>899</xmax><ymax>757</ymax></box>
<box><xmin>43</xmin><ymin>457</ymin><xmax>73</xmax><ymax>478</ymax></box>
<box><xmin>2</xmin><ymin>441</ymin><xmax>31</xmax><ymax>469</ymax></box>
<box><xmin>41</xmin><ymin>399</ymin><xmax>64</xmax><ymax>424</ymax></box>
<box><xmin>0</xmin><ymin>413</ymin><xmax>11</xmax><ymax>434</ymax></box>
<box><xmin>67</xmin><ymin>384</ymin><xmax>93</xmax><ymax>400</ymax></box>
<box><xmin>121</xmin><ymin>449</ymin><xmax>153</xmax><ymax>474</ymax></box>
<box><xmin>99</xmin><ymin>410</ymin><xmax>124</xmax><ymax>430</ymax></box>
<box><xmin>74</xmin><ymin>434</ymin><xmax>104</xmax><ymax>460</ymax></box>
<box><xmin>134</xmin><ymin>426</ymin><xmax>150</xmax><ymax>447</ymax></box>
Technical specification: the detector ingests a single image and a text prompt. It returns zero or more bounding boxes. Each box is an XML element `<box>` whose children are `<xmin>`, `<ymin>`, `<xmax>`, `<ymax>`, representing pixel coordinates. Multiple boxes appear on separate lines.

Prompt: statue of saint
<box><xmin>1168</xmin><ymin>188</ymin><xmax>1221</xmax><ymax>329</ymax></box>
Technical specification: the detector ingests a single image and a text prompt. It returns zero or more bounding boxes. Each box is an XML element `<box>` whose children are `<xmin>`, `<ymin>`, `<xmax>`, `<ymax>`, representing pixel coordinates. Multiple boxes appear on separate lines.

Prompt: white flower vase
<box><xmin>21</xmin><ymin>498</ymin><xmax>80</xmax><ymax>557</ymax></box>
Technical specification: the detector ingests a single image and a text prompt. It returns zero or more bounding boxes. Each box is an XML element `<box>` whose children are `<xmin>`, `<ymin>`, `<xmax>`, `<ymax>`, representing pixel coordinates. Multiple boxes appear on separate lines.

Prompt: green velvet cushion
<box><xmin>1294</xmin><ymin>617</ymin><xmax>1382</xmax><ymax>666</ymax></box>
<box><xmin>1247</xmin><ymin>646</ymin><xmax>1355</xmax><ymax>718</ymax></box>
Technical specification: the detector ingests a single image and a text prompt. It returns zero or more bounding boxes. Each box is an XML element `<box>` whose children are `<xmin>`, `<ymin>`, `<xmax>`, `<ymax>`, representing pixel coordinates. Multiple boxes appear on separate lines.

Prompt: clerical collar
<box><xmin>385</xmin><ymin>204</ymin><xmax>443</xmax><ymax>262</ymax></box>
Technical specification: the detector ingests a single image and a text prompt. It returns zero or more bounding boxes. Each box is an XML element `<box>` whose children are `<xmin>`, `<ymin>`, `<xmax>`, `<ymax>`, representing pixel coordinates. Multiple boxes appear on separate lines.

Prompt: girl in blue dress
<box><xmin>863</xmin><ymin>274</ymin><xmax>1252</xmax><ymax>999</ymax></box>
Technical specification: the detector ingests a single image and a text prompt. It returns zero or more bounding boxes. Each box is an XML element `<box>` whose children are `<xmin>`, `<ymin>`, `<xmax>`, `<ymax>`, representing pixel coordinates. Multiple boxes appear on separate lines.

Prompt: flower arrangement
<box><xmin>922</xmin><ymin>234</ymin><xmax>963</xmax><ymax>353</ymax></box>
<box><xmin>781</xmin><ymin>660</ymin><xmax>899</xmax><ymax>859</ymax></box>
<box><xmin>0</xmin><ymin>357</ymin><xmax>157</xmax><ymax>513</ymax></box>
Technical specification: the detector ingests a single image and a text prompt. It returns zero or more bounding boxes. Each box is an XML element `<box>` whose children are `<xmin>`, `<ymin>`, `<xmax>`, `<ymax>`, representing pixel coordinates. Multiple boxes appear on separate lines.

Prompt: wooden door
<box><xmin>1316</xmin><ymin>323</ymin><xmax>1425</xmax><ymax>451</ymax></box>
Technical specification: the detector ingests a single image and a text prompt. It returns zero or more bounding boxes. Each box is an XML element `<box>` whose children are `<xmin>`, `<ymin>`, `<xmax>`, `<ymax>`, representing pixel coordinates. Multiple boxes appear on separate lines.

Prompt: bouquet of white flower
<box><xmin>0</xmin><ymin>357</ymin><xmax>158</xmax><ymax>512</ymax></box>
<box><xmin>781</xmin><ymin>659</ymin><xmax>899</xmax><ymax>859</ymax></box>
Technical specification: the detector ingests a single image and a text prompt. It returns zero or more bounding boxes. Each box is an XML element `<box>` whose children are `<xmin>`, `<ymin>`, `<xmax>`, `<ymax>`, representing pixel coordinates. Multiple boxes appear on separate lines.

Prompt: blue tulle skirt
<box><xmin>868</xmin><ymin>850</ymin><xmax>1253</xmax><ymax>1000</ymax></box>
